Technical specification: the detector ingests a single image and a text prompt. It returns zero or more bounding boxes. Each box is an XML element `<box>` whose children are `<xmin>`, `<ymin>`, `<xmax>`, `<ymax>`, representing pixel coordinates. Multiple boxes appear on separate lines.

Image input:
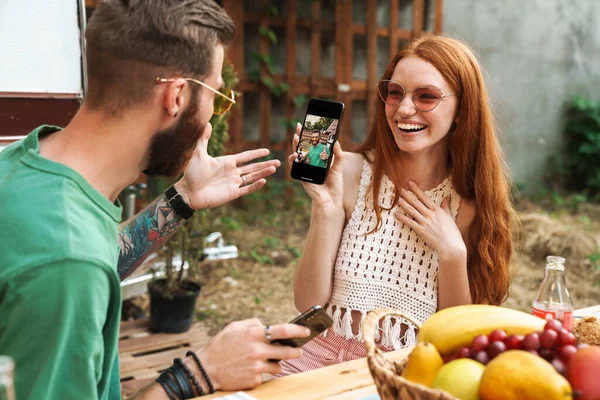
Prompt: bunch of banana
<box><xmin>418</xmin><ymin>304</ymin><xmax>546</xmax><ymax>356</ymax></box>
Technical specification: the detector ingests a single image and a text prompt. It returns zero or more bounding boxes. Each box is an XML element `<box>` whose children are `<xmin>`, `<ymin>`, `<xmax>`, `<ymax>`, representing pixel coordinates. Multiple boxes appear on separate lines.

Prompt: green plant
<box><xmin>304</xmin><ymin>117</ymin><xmax>334</xmax><ymax>133</ymax></box>
<box><xmin>568</xmin><ymin>193</ymin><xmax>588</xmax><ymax>212</ymax></box>
<box><xmin>287</xmin><ymin>245</ymin><xmax>302</xmax><ymax>258</ymax></box>
<box><xmin>589</xmin><ymin>252</ymin><xmax>600</xmax><ymax>269</ymax></box>
<box><xmin>220</xmin><ymin>215</ymin><xmax>242</xmax><ymax>231</ymax></box>
<box><xmin>549</xmin><ymin>97</ymin><xmax>600</xmax><ymax>199</ymax></box>
<box><xmin>259</xmin><ymin>27</ymin><xmax>277</xmax><ymax>44</ymax></box>
<box><xmin>250</xmin><ymin>250</ymin><xmax>274</xmax><ymax>265</ymax></box>
<box><xmin>264</xmin><ymin>236</ymin><xmax>281</xmax><ymax>249</ymax></box>
<box><xmin>247</xmin><ymin>4</ymin><xmax>310</xmax><ymax>134</ymax></box>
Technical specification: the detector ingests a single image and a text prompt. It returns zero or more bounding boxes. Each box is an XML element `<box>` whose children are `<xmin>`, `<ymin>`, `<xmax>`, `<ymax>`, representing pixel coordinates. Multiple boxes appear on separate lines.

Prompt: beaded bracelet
<box><xmin>175</xmin><ymin>357</ymin><xmax>205</xmax><ymax>397</ymax></box>
<box><xmin>186</xmin><ymin>350</ymin><xmax>215</xmax><ymax>394</ymax></box>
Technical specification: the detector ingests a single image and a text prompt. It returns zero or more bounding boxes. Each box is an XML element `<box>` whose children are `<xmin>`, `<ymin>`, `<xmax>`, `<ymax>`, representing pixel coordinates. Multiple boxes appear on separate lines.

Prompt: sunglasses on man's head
<box><xmin>156</xmin><ymin>77</ymin><xmax>236</xmax><ymax>115</ymax></box>
<box><xmin>377</xmin><ymin>79</ymin><xmax>455</xmax><ymax>112</ymax></box>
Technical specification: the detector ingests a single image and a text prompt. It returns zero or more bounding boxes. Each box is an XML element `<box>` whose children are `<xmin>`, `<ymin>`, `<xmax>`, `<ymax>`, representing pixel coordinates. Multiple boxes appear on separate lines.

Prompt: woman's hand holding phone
<box><xmin>288</xmin><ymin>123</ymin><xmax>345</xmax><ymax>212</ymax></box>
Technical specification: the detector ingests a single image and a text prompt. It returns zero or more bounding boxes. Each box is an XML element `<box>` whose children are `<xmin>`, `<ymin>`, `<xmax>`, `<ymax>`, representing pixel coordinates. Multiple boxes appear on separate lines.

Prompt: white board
<box><xmin>0</xmin><ymin>0</ymin><xmax>85</xmax><ymax>97</ymax></box>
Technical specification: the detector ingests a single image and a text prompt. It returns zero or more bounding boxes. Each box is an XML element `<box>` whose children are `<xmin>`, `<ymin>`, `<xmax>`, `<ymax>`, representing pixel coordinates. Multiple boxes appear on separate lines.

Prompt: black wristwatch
<box><xmin>165</xmin><ymin>185</ymin><xmax>195</xmax><ymax>220</ymax></box>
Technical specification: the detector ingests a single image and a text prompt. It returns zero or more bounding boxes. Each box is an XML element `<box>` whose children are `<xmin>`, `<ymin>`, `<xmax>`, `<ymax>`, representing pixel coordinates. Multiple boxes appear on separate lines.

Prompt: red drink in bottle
<box><xmin>532</xmin><ymin>256</ymin><xmax>574</xmax><ymax>331</ymax></box>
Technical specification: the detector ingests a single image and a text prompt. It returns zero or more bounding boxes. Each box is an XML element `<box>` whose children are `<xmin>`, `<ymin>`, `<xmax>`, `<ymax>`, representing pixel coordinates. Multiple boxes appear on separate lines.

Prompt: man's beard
<box><xmin>144</xmin><ymin>95</ymin><xmax>204</xmax><ymax>177</ymax></box>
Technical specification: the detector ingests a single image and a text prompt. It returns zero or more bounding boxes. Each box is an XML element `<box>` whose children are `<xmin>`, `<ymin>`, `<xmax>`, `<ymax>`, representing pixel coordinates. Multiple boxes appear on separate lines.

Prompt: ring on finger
<box><xmin>265</xmin><ymin>325</ymin><xmax>272</xmax><ymax>341</ymax></box>
<box><xmin>241</xmin><ymin>174</ymin><xmax>248</xmax><ymax>186</ymax></box>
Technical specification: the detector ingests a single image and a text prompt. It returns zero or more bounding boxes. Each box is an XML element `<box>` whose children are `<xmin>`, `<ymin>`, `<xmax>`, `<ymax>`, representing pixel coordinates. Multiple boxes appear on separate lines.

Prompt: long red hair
<box><xmin>356</xmin><ymin>34</ymin><xmax>513</xmax><ymax>305</ymax></box>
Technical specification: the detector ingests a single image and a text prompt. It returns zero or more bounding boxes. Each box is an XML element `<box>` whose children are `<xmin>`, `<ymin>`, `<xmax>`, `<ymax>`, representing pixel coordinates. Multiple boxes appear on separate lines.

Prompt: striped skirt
<box><xmin>277</xmin><ymin>328</ymin><xmax>391</xmax><ymax>376</ymax></box>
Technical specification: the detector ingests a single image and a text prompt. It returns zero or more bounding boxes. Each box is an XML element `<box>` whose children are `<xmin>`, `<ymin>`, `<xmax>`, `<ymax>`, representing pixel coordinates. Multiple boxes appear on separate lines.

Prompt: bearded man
<box><xmin>0</xmin><ymin>1</ymin><xmax>308</xmax><ymax>399</ymax></box>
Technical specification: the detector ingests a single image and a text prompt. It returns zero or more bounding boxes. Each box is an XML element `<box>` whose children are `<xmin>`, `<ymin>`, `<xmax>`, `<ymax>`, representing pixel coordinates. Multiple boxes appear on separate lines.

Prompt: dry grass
<box><xmin>504</xmin><ymin>203</ymin><xmax>600</xmax><ymax>312</ymax></box>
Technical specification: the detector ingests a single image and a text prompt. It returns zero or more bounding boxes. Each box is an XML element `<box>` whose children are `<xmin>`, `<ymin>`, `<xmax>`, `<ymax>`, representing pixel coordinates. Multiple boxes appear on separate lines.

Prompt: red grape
<box><xmin>539</xmin><ymin>348</ymin><xmax>554</xmax><ymax>361</ymax></box>
<box><xmin>577</xmin><ymin>343</ymin><xmax>589</xmax><ymax>350</ymax></box>
<box><xmin>504</xmin><ymin>334</ymin><xmax>524</xmax><ymax>350</ymax></box>
<box><xmin>551</xmin><ymin>358</ymin><xmax>567</xmax><ymax>375</ymax></box>
<box><xmin>474</xmin><ymin>350</ymin><xmax>489</xmax><ymax>365</ymax></box>
<box><xmin>488</xmin><ymin>329</ymin><xmax>507</xmax><ymax>342</ymax></box>
<box><xmin>471</xmin><ymin>335</ymin><xmax>489</xmax><ymax>352</ymax></box>
<box><xmin>558</xmin><ymin>329</ymin><xmax>575</xmax><ymax>346</ymax></box>
<box><xmin>522</xmin><ymin>333</ymin><xmax>541</xmax><ymax>350</ymax></box>
<box><xmin>544</xmin><ymin>319</ymin><xmax>563</xmax><ymax>332</ymax></box>
<box><xmin>540</xmin><ymin>329</ymin><xmax>559</xmax><ymax>349</ymax></box>
<box><xmin>487</xmin><ymin>341</ymin><xmax>507</xmax><ymax>359</ymax></box>
<box><xmin>526</xmin><ymin>349</ymin><xmax>539</xmax><ymax>356</ymax></box>
<box><xmin>442</xmin><ymin>355</ymin><xmax>456</xmax><ymax>363</ymax></box>
<box><xmin>455</xmin><ymin>347</ymin><xmax>471</xmax><ymax>359</ymax></box>
<box><xmin>557</xmin><ymin>345</ymin><xmax>577</xmax><ymax>361</ymax></box>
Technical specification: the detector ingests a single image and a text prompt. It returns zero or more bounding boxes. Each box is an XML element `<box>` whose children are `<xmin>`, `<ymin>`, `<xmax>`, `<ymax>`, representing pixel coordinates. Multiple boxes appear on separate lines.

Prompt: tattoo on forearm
<box><xmin>117</xmin><ymin>195</ymin><xmax>183</xmax><ymax>280</ymax></box>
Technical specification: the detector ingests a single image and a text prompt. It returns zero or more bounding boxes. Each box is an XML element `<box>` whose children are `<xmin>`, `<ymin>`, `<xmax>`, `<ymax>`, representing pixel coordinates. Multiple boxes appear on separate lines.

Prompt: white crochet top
<box><xmin>325</xmin><ymin>156</ymin><xmax>461</xmax><ymax>350</ymax></box>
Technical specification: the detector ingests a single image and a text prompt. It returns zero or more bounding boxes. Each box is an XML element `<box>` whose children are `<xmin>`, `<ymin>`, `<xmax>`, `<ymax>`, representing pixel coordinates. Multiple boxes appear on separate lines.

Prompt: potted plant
<box><xmin>148</xmin><ymin>215</ymin><xmax>205</xmax><ymax>333</ymax></box>
<box><xmin>148</xmin><ymin>62</ymin><xmax>238</xmax><ymax>333</ymax></box>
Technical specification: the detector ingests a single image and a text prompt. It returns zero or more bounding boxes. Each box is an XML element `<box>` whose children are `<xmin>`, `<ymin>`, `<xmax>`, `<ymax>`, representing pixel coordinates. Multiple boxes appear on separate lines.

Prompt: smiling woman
<box><xmin>279</xmin><ymin>34</ymin><xmax>515</xmax><ymax>377</ymax></box>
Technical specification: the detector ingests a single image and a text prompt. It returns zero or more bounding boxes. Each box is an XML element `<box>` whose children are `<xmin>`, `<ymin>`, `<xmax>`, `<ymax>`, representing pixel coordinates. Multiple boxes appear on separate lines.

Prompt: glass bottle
<box><xmin>532</xmin><ymin>256</ymin><xmax>574</xmax><ymax>331</ymax></box>
<box><xmin>0</xmin><ymin>356</ymin><xmax>15</xmax><ymax>400</ymax></box>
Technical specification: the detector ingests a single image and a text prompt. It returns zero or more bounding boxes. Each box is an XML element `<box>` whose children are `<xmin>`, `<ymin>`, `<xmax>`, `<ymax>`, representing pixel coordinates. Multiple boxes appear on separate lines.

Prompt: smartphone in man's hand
<box><xmin>271</xmin><ymin>305</ymin><xmax>333</xmax><ymax>348</ymax></box>
<box><xmin>291</xmin><ymin>98</ymin><xmax>344</xmax><ymax>185</ymax></box>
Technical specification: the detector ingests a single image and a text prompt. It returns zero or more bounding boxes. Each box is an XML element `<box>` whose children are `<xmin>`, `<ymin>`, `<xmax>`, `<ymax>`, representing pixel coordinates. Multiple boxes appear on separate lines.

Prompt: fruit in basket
<box><xmin>440</xmin><ymin>318</ymin><xmax>576</xmax><ymax>374</ymax></box>
<box><xmin>431</xmin><ymin>358</ymin><xmax>485</xmax><ymax>400</ymax></box>
<box><xmin>567</xmin><ymin>345</ymin><xmax>600</xmax><ymax>400</ymax></box>
<box><xmin>401</xmin><ymin>342</ymin><xmax>444</xmax><ymax>387</ymax></box>
<box><xmin>504</xmin><ymin>334</ymin><xmax>524</xmax><ymax>350</ymax></box>
<box><xmin>418</xmin><ymin>305</ymin><xmax>546</xmax><ymax>356</ymax></box>
<box><xmin>522</xmin><ymin>332</ymin><xmax>541</xmax><ymax>351</ymax></box>
<box><xmin>479</xmin><ymin>350</ymin><xmax>572</xmax><ymax>400</ymax></box>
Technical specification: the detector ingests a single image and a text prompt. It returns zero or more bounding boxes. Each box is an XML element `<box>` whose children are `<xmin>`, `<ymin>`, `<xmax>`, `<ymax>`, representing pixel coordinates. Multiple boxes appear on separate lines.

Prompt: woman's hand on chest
<box><xmin>393</xmin><ymin>180</ymin><xmax>467</xmax><ymax>263</ymax></box>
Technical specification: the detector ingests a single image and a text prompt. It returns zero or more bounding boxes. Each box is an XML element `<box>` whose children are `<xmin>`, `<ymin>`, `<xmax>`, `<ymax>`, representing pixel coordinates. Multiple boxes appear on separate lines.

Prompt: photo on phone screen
<box><xmin>294</xmin><ymin>114</ymin><xmax>337</xmax><ymax>169</ymax></box>
<box><xmin>291</xmin><ymin>98</ymin><xmax>344</xmax><ymax>185</ymax></box>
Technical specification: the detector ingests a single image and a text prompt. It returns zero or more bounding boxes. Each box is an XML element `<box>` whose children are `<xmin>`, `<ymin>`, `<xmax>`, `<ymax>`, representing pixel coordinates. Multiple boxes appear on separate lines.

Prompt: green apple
<box><xmin>432</xmin><ymin>358</ymin><xmax>485</xmax><ymax>400</ymax></box>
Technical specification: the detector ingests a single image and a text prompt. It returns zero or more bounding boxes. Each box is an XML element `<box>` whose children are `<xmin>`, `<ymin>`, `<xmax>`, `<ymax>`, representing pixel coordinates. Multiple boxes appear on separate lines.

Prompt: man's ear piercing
<box><xmin>174</xmin><ymin>112</ymin><xmax>178</xmax><ymax>118</ymax></box>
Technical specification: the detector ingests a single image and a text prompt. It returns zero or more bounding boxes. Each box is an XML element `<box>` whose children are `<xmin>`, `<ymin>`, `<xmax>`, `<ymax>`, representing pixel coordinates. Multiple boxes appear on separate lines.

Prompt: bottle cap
<box><xmin>546</xmin><ymin>255</ymin><xmax>566</xmax><ymax>271</ymax></box>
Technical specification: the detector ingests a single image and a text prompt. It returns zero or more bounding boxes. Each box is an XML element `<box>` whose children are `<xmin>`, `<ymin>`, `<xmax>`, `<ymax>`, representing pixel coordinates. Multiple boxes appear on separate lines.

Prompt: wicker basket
<box><xmin>362</xmin><ymin>308</ymin><xmax>458</xmax><ymax>400</ymax></box>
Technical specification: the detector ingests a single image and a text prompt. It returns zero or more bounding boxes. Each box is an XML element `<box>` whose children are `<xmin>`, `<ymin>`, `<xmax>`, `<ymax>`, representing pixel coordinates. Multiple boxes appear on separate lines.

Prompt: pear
<box><xmin>401</xmin><ymin>342</ymin><xmax>444</xmax><ymax>387</ymax></box>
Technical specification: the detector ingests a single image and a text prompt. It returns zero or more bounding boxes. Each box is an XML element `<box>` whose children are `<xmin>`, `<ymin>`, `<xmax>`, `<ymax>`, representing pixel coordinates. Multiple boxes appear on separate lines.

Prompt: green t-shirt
<box><xmin>0</xmin><ymin>126</ymin><xmax>123</xmax><ymax>399</ymax></box>
<box><xmin>307</xmin><ymin>143</ymin><xmax>330</xmax><ymax>168</ymax></box>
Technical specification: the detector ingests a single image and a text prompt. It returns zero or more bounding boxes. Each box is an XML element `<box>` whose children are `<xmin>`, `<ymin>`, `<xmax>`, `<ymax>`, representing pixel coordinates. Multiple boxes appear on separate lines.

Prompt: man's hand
<box><xmin>320</xmin><ymin>149</ymin><xmax>328</xmax><ymax>160</ymax></box>
<box><xmin>196</xmin><ymin>319</ymin><xmax>310</xmax><ymax>391</ymax></box>
<box><xmin>175</xmin><ymin>123</ymin><xmax>281</xmax><ymax>210</ymax></box>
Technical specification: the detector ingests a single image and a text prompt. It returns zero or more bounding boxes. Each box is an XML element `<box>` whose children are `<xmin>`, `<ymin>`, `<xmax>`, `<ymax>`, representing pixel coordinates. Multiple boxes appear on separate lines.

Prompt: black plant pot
<box><xmin>148</xmin><ymin>279</ymin><xmax>201</xmax><ymax>333</ymax></box>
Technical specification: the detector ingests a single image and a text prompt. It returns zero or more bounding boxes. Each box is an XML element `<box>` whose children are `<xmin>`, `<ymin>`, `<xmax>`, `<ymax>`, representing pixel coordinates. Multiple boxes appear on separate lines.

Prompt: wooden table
<box><xmin>119</xmin><ymin>320</ymin><xmax>211</xmax><ymax>399</ymax></box>
<box><xmin>119</xmin><ymin>305</ymin><xmax>600</xmax><ymax>399</ymax></box>
<box><xmin>200</xmin><ymin>349</ymin><xmax>410</xmax><ymax>400</ymax></box>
